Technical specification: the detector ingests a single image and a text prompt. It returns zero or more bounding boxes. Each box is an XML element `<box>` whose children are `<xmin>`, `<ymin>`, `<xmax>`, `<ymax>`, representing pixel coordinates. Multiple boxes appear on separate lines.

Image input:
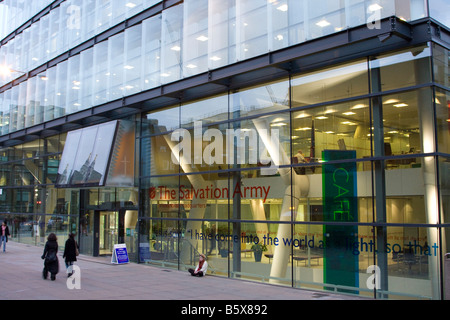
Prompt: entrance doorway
<box><xmin>98</xmin><ymin>211</ymin><xmax>118</xmax><ymax>256</ymax></box>
<box><xmin>92</xmin><ymin>209</ymin><xmax>125</xmax><ymax>256</ymax></box>
<box><xmin>79</xmin><ymin>188</ymin><xmax>138</xmax><ymax>258</ymax></box>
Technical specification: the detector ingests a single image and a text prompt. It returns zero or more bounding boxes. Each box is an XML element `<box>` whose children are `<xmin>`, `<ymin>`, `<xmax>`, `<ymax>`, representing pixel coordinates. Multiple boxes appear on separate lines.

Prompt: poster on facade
<box><xmin>322</xmin><ymin>149</ymin><xmax>358</xmax><ymax>293</ymax></box>
<box><xmin>104</xmin><ymin>120</ymin><xmax>135</xmax><ymax>187</ymax></box>
<box><xmin>56</xmin><ymin>120</ymin><xmax>118</xmax><ymax>187</ymax></box>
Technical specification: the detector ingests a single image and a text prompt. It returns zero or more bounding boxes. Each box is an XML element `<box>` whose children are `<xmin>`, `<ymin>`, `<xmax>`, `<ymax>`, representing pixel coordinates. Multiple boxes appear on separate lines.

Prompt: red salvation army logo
<box><xmin>149</xmin><ymin>187</ymin><xmax>156</xmax><ymax>199</ymax></box>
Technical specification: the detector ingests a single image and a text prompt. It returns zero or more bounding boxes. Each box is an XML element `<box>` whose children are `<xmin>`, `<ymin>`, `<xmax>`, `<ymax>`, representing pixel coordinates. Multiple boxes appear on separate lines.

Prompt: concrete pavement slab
<box><xmin>0</xmin><ymin>241</ymin><xmax>369</xmax><ymax>302</ymax></box>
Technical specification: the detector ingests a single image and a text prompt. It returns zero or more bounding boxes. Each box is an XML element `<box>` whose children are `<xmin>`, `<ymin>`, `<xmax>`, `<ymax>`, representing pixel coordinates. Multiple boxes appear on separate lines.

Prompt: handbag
<box><xmin>45</xmin><ymin>251</ymin><xmax>57</xmax><ymax>263</ymax></box>
<box><xmin>75</xmin><ymin>241</ymin><xmax>79</xmax><ymax>256</ymax></box>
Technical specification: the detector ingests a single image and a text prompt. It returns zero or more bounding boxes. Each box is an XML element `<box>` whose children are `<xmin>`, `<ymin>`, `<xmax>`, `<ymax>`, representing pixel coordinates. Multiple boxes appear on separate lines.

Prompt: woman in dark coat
<box><xmin>63</xmin><ymin>233</ymin><xmax>78</xmax><ymax>277</ymax></box>
<box><xmin>41</xmin><ymin>233</ymin><xmax>59</xmax><ymax>281</ymax></box>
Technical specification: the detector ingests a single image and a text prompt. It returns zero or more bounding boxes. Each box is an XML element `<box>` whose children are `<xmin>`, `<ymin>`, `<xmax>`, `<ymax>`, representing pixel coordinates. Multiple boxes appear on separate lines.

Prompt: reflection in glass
<box><xmin>292</xmin><ymin>60</ymin><xmax>368</xmax><ymax>108</ymax></box>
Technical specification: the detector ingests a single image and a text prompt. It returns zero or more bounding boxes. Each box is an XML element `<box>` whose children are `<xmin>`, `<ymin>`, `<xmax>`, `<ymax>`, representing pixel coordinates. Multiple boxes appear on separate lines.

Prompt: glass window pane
<box><xmin>292</xmin><ymin>60</ymin><xmax>369</xmax><ymax>108</ymax></box>
<box><xmin>142</xmin><ymin>14</ymin><xmax>162</xmax><ymax>90</ymax></box>
<box><xmin>236</xmin><ymin>0</ymin><xmax>267</xmax><ymax>61</ymax></box>
<box><xmin>93</xmin><ymin>40</ymin><xmax>109</xmax><ymax>106</ymax></box>
<box><xmin>44</xmin><ymin>66</ymin><xmax>56</xmax><ymax>122</ymax></box>
<box><xmin>292</xmin><ymin>99</ymin><xmax>372</xmax><ymax>161</ymax></box>
<box><xmin>161</xmin><ymin>4</ymin><xmax>183</xmax><ymax>84</ymax></box>
<box><xmin>231</xmin><ymin>79</ymin><xmax>290</xmax><ymax>117</ymax></box>
<box><xmin>183</xmin><ymin>0</ymin><xmax>209</xmax><ymax>77</ymax></box>
<box><xmin>209</xmin><ymin>0</ymin><xmax>236</xmax><ymax>69</ymax></box>
<box><xmin>66</xmin><ymin>54</ymin><xmax>81</xmax><ymax>114</ymax></box>
<box><xmin>124</xmin><ymin>24</ymin><xmax>143</xmax><ymax>96</ymax></box>
<box><xmin>382</xmin><ymin>89</ymin><xmax>432</xmax><ymax>156</ymax></box>
<box><xmin>429</xmin><ymin>0</ymin><xmax>450</xmax><ymax>28</ymax></box>
<box><xmin>109</xmin><ymin>32</ymin><xmax>125</xmax><ymax>101</ymax></box>
<box><xmin>433</xmin><ymin>43</ymin><xmax>450</xmax><ymax>88</ymax></box>
<box><xmin>55</xmin><ymin>60</ymin><xmax>68</xmax><ymax>119</ymax></box>
<box><xmin>435</xmin><ymin>89</ymin><xmax>450</xmax><ymax>154</ymax></box>
<box><xmin>80</xmin><ymin>48</ymin><xmax>94</xmax><ymax>110</ymax></box>
<box><xmin>370</xmin><ymin>45</ymin><xmax>431</xmax><ymax>92</ymax></box>
<box><xmin>181</xmin><ymin>94</ymin><xmax>228</xmax><ymax>127</ymax></box>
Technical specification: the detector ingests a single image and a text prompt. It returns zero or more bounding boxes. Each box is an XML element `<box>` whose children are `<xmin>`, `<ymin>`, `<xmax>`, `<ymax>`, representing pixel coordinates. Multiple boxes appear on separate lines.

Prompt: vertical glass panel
<box><xmin>16</xmin><ymin>82</ymin><xmax>27</xmax><ymax>131</ymax></box>
<box><xmin>39</xmin><ymin>14</ymin><xmax>50</xmax><ymax>65</ymax></box>
<box><xmin>433</xmin><ymin>44</ymin><xmax>450</xmax><ymax>88</ymax></box>
<box><xmin>383</xmin><ymin>226</ymin><xmax>440</xmax><ymax>299</ymax></box>
<box><xmin>141</xmin><ymin>105</ymin><xmax>180</xmax><ymax>177</ymax></box>
<box><xmin>93</xmin><ymin>40</ymin><xmax>109</xmax><ymax>106</ymax></box>
<box><xmin>161</xmin><ymin>4</ymin><xmax>183</xmax><ymax>84</ymax></box>
<box><xmin>382</xmin><ymin>153</ymin><xmax>439</xmax><ymax>240</ymax></box>
<box><xmin>0</xmin><ymin>45</ymin><xmax>8</xmax><ymax>87</ymax></box>
<box><xmin>25</xmin><ymin>77</ymin><xmax>37</xmax><ymax>128</ymax></box>
<box><xmin>55</xmin><ymin>60</ymin><xmax>68</xmax><ymax>119</ymax></box>
<box><xmin>140</xmin><ymin>134</ymin><xmax>180</xmax><ymax>177</ymax></box>
<box><xmin>96</xmin><ymin>0</ymin><xmax>112</xmax><ymax>34</ymax></box>
<box><xmin>382</xmin><ymin>89</ymin><xmax>432</xmax><ymax>156</ymax></box>
<box><xmin>268</xmin><ymin>0</ymin><xmax>306</xmax><ymax>50</ymax></box>
<box><xmin>66</xmin><ymin>54</ymin><xmax>81</xmax><ymax>114</ymax></box>
<box><xmin>20</xmin><ymin>28</ymin><xmax>31</xmax><ymax>75</ymax></box>
<box><xmin>80</xmin><ymin>48</ymin><xmax>94</xmax><ymax>110</ymax></box>
<box><xmin>29</xmin><ymin>23</ymin><xmax>40</xmax><ymax>69</ymax></box>
<box><xmin>125</xmin><ymin>0</ymin><xmax>143</xmax><ymax>19</ymax></box>
<box><xmin>181</xmin><ymin>94</ymin><xmax>229</xmax><ymax>127</ymax></box>
<box><xmin>13</xmin><ymin>31</ymin><xmax>24</xmax><ymax>75</ymax></box>
<box><xmin>109</xmin><ymin>32</ymin><xmax>125</xmax><ymax>101</ymax></box>
<box><xmin>236</xmin><ymin>0</ymin><xmax>267</xmax><ymax>61</ymax></box>
<box><xmin>48</xmin><ymin>6</ymin><xmax>62</xmax><ymax>59</ymax></box>
<box><xmin>0</xmin><ymin>92</ymin><xmax>3</xmax><ymax>131</ymax></box>
<box><xmin>440</xmin><ymin>157</ymin><xmax>450</xmax><ymax>258</ymax></box>
<box><xmin>44</xmin><ymin>66</ymin><xmax>56</xmax><ymax>122</ymax></box>
<box><xmin>435</xmin><ymin>89</ymin><xmax>450</xmax><ymax>154</ymax></box>
<box><xmin>292</xmin><ymin>98</ymin><xmax>372</xmax><ymax>162</ymax></box>
<box><xmin>141</xmin><ymin>176</ymin><xmax>181</xmax><ymax>268</ymax></box>
<box><xmin>292</xmin><ymin>60</ymin><xmax>369</xmax><ymax>108</ymax></box>
<box><xmin>428</xmin><ymin>0</ymin><xmax>450</xmax><ymax>28</ymax></box>
<box><xmin>124</xmin><ymin>24</ymin><xmax>143</xmax><ymax>96</ymax></box>
<box><xmin>395</xmin><ymin>0</ymin><xmax>428</xmax><ymax>22</ymax></box>
<box><xmin>9</xmin><ymin>86</ymin><xmax>19</xmax><ymax>133</ymax></box>
<box><xmin>142</xmin><ymin>14</ymin><xmax>162</xmax><ymax>90</ymax></box>
<box><xmin>143</xmin><ymin>105</ymin><xmax>180</xmax><ymax>135</ymax></box>
<box><xmin>34</xmin><ymin>71</ymin><xmax>47</xmax><ymax>125</ymax></box>
<box><xmin>307</xmin><ymin>0</ymin><xmax>345</xmax><ymax>40</ymax></box>
<box><xmin>370</xmin><ymin>45</ymin><xmax>431</xmax><ymax>93</ymax></box>
<box><xmin>111</xmin><ymin>0</ymin><xmax>126</xmax><ymax>25</ymax></box>
<box><xmin>209</xmin><ymin>0</ymin><xmax>236</xmax><ymax>69</ymax></box>
<box><xmin>2</xmin><ymin>90</ymin><xmax>11</xmax><ymax>135</ymax></box>
<box><xmin>230</xmin><ymin>79</ymin><xmax>290</xmax><ymax>118</ymax></box>
<box><xmin>183</xmin><ymin>0</ymin><xmax>209</xmax><ymax>77</ymax></box>
<box><xmin>82</xmin><ymin>0</ymin><xmax>97</xmax><ymax>42</ymax></box>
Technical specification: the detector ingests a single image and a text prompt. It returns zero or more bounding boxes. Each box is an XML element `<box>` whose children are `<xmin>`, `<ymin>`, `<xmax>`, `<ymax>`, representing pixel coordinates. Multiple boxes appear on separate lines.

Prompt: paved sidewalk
<box><xmin>0</xmin><ymin>241</ymin><xmax>369</xmax><ymax>301</ymax></box>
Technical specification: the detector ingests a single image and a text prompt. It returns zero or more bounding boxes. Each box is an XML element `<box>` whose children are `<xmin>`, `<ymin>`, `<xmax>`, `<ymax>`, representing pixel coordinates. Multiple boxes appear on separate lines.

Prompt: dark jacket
<box><xmin>41</xmin><ymin>240</ymin><xmax>59</xmax><ymax>274</ymax></box>
<box><xmin>63</xmin><ymin>237</ymin><xmax>78</xmax><ymax>262</ymax></box>
<box><xmin>1</xmin><ymin>225</ymin><xmax>10</xmax><ymax>241</ymax></box>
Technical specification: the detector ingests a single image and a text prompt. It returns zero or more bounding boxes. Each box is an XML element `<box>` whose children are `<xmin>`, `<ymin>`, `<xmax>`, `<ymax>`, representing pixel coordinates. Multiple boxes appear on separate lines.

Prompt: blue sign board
<box><xmin>111</xmin><ymin>244</ymin><xmax>129</xmax><ymax>264</ymax></box>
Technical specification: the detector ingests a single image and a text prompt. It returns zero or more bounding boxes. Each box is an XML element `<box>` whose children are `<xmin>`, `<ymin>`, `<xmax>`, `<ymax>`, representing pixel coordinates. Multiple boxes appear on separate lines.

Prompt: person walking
<box><xmin>63</xmin><ymin>233</ymin><xmax>78</xmax><ymax>277</ymax></box>
<box><xmin>41</xmin><ymin>233</ymin><xmax>59</xmax><ymax>281</ymax></box>
<box><xmin>0</xmin><ymin>221</ymin><xmax>11</xmax><ymax>252</ymax></box>
<box><xmin>188</xmin><ymin>253</ymin><xmax>208</xmax><ymax>277</ymax></box>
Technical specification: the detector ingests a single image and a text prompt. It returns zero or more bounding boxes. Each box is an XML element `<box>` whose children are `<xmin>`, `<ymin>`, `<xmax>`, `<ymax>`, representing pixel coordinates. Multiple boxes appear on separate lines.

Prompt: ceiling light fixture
<box><xmin>196</xmin><ymin>35</ymin><xmax>208</xmax><ymax>42</ymax></box>
<box><xmin>316</xmin><ymin>20</ymin><xmax>331</xmax><ymax>27</ymax></box>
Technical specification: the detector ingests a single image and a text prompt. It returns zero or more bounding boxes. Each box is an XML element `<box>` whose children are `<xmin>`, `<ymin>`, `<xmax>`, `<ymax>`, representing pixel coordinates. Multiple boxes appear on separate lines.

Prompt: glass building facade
<box><xmin>0</xmin><ymin>0</ymin><xmax>449</xmax><ymax>300</ymax></box>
